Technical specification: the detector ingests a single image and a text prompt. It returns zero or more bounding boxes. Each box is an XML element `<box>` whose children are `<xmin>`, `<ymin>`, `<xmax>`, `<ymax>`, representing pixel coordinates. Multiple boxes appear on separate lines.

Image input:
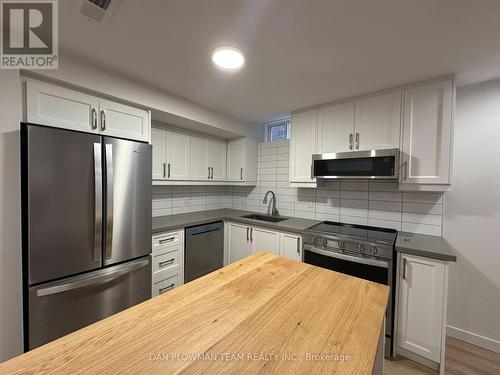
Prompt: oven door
<box><xmin>304</xmin><ymin>245</ymin><xmax>395</xmax><ymax>358</ymax></box>
<box><xmin>304</xmin><ymin>245</ymin><xmax>389</xmax><ymax>284</ymax></box>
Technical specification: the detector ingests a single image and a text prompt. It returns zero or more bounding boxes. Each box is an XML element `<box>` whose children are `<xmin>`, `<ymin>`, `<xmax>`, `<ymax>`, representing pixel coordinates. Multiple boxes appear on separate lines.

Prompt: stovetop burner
<box><xmin>305</xmin><ymin>221</ymin><xmax>397</xmax><ymax>246</ymax></box>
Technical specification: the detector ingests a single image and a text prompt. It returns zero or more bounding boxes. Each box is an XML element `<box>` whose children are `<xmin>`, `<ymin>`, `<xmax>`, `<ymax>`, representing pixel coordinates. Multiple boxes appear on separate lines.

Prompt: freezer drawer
<box><xmin>27</xmin><ymin>257</ymin><xmax>151</xmax><ymax>350</ymax></box>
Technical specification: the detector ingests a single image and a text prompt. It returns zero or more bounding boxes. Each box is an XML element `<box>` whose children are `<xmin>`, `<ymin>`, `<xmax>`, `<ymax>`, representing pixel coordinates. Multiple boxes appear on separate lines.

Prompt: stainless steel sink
<box><xmin>241</xmin><ymin>214</ymin><xmax>288</xmax><ymax>223</ymax></box>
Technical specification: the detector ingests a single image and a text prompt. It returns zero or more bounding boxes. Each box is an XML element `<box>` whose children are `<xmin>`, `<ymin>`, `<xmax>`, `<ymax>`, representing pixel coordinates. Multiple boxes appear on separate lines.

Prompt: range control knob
<box><xmin>312</xmin><ymin>236</ymin><xmax>317</xmax><ymax>245</ymax></box>
<box><xmin>322</xmin><ymin>238</ymin><xmax>328</xmax><ymax>246</ymax></box>
<box><xmin>358</xmin><ymin>244</ymin><xmax>366</xmax><ymax>252</ymax></box>
<box><xmin>371</xmin><ymin>246</ymin><xmax>378</xmax><ymax>255</ymax></box>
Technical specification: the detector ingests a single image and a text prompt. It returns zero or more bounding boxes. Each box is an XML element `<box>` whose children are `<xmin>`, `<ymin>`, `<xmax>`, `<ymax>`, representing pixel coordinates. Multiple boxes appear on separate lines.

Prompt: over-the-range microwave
<box><xmin>312</xmin><ymin>148</ymin><xmax>399</xmax><ymax>180</ymax></box>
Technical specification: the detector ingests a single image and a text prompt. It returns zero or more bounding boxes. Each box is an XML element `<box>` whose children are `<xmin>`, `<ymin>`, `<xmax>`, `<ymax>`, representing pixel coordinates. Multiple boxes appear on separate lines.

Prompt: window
<box><xmin>265</xmin><ymin>119</ymin><xmax>290</xmax><ymax>142</ymax></box>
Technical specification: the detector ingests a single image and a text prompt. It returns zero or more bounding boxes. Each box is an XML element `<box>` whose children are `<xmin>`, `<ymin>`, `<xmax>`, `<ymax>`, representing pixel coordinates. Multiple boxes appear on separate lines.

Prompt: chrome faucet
<box><xmin>263</xmin><ymin>190</ymin><xmax>279</xmax><ymax>216</ymax></box>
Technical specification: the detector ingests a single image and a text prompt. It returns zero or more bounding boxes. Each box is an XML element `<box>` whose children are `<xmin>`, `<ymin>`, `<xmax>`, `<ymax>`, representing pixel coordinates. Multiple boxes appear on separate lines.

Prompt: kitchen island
<box><xmin>0</xmin><ymin>253</ymin><xmax>388</xmax><ymax>374</ymax></box>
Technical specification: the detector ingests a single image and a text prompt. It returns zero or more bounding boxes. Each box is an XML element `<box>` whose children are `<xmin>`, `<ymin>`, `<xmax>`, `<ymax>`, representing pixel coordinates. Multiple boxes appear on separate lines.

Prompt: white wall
<box><xmin>24</xmin><ymin>52</ymin><xmax>261</xmax><ymax>139</ymax></box>
<box><xmin>444</xmin><ymin>79</ymin><xmax>500</xmax><ymax>352</ymax></box>
<box><xmin>0</xmin><ymin>70</ymin><xmax>23</xmax><ymax>361</ymax></box>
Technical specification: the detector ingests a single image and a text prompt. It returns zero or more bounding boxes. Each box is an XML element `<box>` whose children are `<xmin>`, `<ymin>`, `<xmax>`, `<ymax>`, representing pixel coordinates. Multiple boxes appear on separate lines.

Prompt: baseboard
<box><xmin>447</xmin><ymin>325</ymin><xmax>500</xmax><ymax>354</ymax></box>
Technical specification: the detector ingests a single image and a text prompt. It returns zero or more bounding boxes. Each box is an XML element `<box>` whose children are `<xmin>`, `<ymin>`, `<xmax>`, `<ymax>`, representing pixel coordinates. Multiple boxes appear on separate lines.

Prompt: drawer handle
<box><xmin>159</xmin><ymin>283</ymin><xmax>175</xmax><ymax>294</ymax></box>
<box><xmin>159</xmin><ymin>237</ymin><xmax>175</xmax><ymax>244</ymax></box>
<box><xmin>159</xmin><ymin>258</ymin><xmax>175</xmax><ymax>267</ymax></box>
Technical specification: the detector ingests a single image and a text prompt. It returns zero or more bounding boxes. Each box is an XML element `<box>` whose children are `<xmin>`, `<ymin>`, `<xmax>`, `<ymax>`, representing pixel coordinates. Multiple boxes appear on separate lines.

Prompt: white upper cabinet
<box><xmin>289</xmin><ymin>109</ymin><xmax>317</xmax><ymax>184</ymax></box>
<box><xmin>151</xmin><ymin>127</ymin><xmax>166</xmax><ymax>180</ymax></box>
<box><xmin>354</xmin><ymin>91</ymin><xmax>401</xmax><ymax>150</ymax></box>
<box><xmin>227</xmin><ymin>138</ymin><xmax>257</xmax><ymax>183</ymax></box>
<box><xmin>397</xmin><ymin>253</ymin><xmax>446</xmax><ymax>363</ymax></box>
<box><xmin>207</xmin><ymin>139</ymin><xmax>227</xmax><ymax>181</ymax></box>
<box><xmin>166</xmin><ymin>130</ymin><xmax>190</xmax><ymax>180</ymax></box>
<box><xmin>400</xmin><ymin>80</ymin><xmax>453</xmax><ymax>187</ymax></box>
<box><xmin>317</xmin><ymin>102</ymin><xmax>355</xmax><ymax>153</ymax></box>
<box><xmin>152</xmin><ymin>127</ymin><xmax>190</xmax><ymax>180</ymax></box>
<box><xmin>27</xmin><ymin>81</ymin><xmax>99</xmax><ymax>133</ymax></box>
<box><xmin>26</xmin><ymin>81</ymin><xmax>150</xmax><ymax>142</ymax></box>
<box><xmin>98</xmin><ymin>99</ymin><xmax>149</xmax><ymax>142</ymax></box>
<box><xmin>190</xmin><ymin>136</ymin><xmax>209</xmax><ymax>180</ymax></box>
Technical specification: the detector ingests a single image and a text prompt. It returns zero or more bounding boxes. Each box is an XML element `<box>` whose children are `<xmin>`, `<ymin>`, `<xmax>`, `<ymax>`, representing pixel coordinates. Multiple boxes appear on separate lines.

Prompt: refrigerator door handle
<box><xmin>36</xmin><ymin>258</ymin><xmax>149</xmax><ymax>297</ymax></box>
<box><xmin>105</xmin><ymin>143</ymin><xmax>114</xmax><ymax>260</ymax></box>
<box><xmin>93</xmin><ymin>143</ymin><xmax>103</xmax><ymax>263</ymax></box>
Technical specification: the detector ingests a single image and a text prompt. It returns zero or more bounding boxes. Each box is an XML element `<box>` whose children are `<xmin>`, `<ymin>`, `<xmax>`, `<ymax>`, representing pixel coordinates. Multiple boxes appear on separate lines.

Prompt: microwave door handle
<box><xmin>105</xmin><ymin>143</ymin><xmax>114</xmax><ymax>260</ymax></box>
<box><xmin>93</xmin><ymin>143</ymin><xmax>102</xmax><ymax>263</ymax></box>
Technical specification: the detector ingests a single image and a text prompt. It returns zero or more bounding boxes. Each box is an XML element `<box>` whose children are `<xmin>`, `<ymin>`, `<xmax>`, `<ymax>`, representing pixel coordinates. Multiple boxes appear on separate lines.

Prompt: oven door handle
<box><xmin>304</xmin><ymin>245</ymin><xmax>389</xmax><ymax>269</ymax></box>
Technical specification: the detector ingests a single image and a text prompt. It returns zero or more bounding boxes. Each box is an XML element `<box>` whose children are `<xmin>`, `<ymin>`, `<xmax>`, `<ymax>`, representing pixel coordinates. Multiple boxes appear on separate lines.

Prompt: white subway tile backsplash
<box><xmin>402</xmin><ymin>202</ymin><xmax>443</xmax><ymax>215</ymax></box>
<box><xmin>368</xmin><ymin>218</ymin><xmax>402</xmax><ymax>231</ymax></box>
<box><xmin>340</xmin><ymin>190</ymin><xmax>369</xmax><ymax>200</ymax></box>
<box><xmin>152</xmin><ymin>140</ymin><xmax>444</xmax><ymax>237</ymax></box>
<box><xmin>402</xmin><ymin>212</ymin><xmax>442</xmax><ymax>226</ymax></box>
<box><xmin>403</xmin><ymin>192</ymin><xmax>443</xmax><ymax>204</ymax></box>
<box><xmin>402</xmin><ymin>222</ymin><xmax>442</xmax><ymax>236</ymax></box>
<box><xmin>340</xmin><ymin>215</ymin><xmax>368</xmax><ymax>226</ymax></box>
<box><xmin>368</xmin><ymin>191</ymin><xmax>402</xmax><ymax>202</ymax></box>
<box><xmin>315</xmin><ymin>212</ymin><xmax>340</xmax><ymax>221</ymax></box>
<box><xmin>341</xmin><ymin>180</ymin><xmax>369</xmax><ymax>191</ymax></box>
<box><xmin>369</xmin><ymin>200</ymin><xmax>401</xmax><ymax>212</ymax></box>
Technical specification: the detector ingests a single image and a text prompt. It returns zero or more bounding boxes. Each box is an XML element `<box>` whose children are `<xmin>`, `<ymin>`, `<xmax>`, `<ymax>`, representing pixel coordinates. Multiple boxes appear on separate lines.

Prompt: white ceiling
<box><xmin>60</xmin><ymin>0</ymin><xmax>500</xmax><ymax>123</ymax></box>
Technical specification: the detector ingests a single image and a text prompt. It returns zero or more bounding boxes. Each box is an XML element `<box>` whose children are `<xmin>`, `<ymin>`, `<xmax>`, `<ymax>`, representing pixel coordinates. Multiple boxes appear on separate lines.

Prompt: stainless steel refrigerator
<box><xmin>21</xmin><ymin>123</ymin><xmax>152</xmax><ymax>350</ymax></box>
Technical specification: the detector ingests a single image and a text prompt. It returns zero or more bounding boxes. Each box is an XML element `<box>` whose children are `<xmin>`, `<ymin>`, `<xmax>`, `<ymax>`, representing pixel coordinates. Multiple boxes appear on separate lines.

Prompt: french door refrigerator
<box><xmin>21</xmin><ymin>123</ymin><xmax>152</xmax><ymax>350</ymax></box>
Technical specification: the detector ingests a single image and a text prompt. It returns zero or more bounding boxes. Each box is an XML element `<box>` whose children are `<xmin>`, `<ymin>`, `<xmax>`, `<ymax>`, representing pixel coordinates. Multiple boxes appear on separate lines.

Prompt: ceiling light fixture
<box><xmin>212</xmin><ymin>46</ymin><xmax>245</xmax><ymax>70</ymax></box>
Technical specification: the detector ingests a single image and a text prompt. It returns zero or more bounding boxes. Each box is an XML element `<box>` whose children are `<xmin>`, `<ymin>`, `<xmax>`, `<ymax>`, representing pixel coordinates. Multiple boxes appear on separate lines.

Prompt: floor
<box><xmin>384</xmin><ymin>337</ymin><xmax>500</xmax><ymax>375</ymax></box>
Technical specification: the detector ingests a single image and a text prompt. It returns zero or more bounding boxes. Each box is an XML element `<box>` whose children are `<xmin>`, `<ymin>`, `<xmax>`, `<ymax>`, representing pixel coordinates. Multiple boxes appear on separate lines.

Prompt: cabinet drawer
<box><xmin>152</xmin><ymin>270</ymin><xmax>182</xmax><ymax>297</ymax></box>
<box><xmin>152</xmin><ymin>230</ymin><xmax>183</xmax><ymax>253</ymax></box>
<box><xmin>152</xmin><ymin>246</ymin><xmax>182</xmax><ymax>274</ymax></box>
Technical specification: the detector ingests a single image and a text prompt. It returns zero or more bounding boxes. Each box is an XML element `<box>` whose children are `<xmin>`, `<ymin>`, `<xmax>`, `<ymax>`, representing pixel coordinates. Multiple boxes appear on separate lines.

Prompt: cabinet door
<box><xmin>401</xmin><ymin>80</ymin><xmax>453</xmax><ymax>184</ymax></box>
<box><xmin>190</xmin><ymin>136</ymin><xmax>209</xmax><ymax>180</ymax></box>
<box><xmin>26</xmin><ymin>81</ymin><xmax>99</xmax><ymax>133</ymax></box>
<box><xmin>290</xmin><ymin>110</ymin><xmax>317</xmax><ymax>183</ymax></box>
<box><xmin>207</xmin><ymin>139</ymin><xmax>227</xmax><ymax>181</ymax></box>
<box><xmin>354</xmin><ymin>91</ymin><xmax>401</xmax><ymax>150</ymax></box>
<box><xmin>151</xmin><ymin>127</ymin><xmax>166</xmax><ymax>180</ymax></box>
<box><xmin>397</xmin><ymin>253</ymin><xmax>445</xmax><ymax>362</ymax></box>
<box><xmin>99</xmin><ymin>99</ymin><xmax>149</xmax><ymax>142</ymax></box>
<box><xmin>228</xmin><ymin>222</ymin><xmax>251</xmax><ymax>263</ymax></box>
<box><xmin>317</xmin><ymin>102</ymin><xmax>355</xmax><ymax>153</ymax></box>
<box><xmin>227</xmin><ymin>139</ymin><xmax>245</xmax><ymax>181</ymax></box>
<box><xmin>166</xmin><ymin>130</ymin><xmax>190</xmax><ymax>180</ymax></box>
<box><xmin>251</xmin><ymin>227</ymin><xmax>280</xmax><ymax>255</ymax></box>
<box><xmin>280</xmin><ymin>233</ymin><xmax>302</xmax><ymax>261</ymax></box>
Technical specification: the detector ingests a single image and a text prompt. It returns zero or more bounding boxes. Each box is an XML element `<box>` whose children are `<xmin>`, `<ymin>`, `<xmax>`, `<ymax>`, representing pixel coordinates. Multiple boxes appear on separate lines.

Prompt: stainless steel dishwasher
<box><xmin>185</xmin><ymin>221</ymin><xmax>224</xmax><ymax>282</ymax></box>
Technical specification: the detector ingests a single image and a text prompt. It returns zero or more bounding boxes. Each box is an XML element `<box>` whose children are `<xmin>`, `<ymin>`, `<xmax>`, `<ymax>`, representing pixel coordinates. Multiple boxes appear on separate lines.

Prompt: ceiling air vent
<box><xmin>73</xmin><ymin>0</ymin><xmax>122</xmax><ymax>26</ymax></box>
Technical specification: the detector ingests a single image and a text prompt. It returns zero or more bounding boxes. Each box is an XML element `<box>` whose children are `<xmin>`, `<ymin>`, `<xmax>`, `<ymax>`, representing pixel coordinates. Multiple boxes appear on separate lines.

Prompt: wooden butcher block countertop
<box><xmin>0</xmin><ymin>252</ymin><xmax>389</xmax><ymax>375</ymax></box>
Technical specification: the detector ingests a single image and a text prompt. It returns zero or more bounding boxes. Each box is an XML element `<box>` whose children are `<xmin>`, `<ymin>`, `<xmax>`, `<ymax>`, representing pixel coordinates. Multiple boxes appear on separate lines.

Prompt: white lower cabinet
<box><xmin>396</xmin><ymin>253</ymin><xmax>448</xmax><ymax>371</ymax></box>
<box><xmin>251</xmin><ymin>227</ymin><xmax>280</xmax><ymax>255</ymax></box>
<box><xmin>280</xmin><ymin>232</ymin><xmax>302</xmax><ymax>261</ymax></box>
<box><xmin>227</xmin><ymin>222</ymin><xmax>302</xmax><ymax>263</ymax></box>
<box><xmin>152</xmin><ymin>270</ymin><xmax>183</xmax><ymax>298</ymax></box>
<box><xmin>227</xmin><ymin>222</ymin><xmax>251</xmax><ymax>264</ymax></box>
<box><xmin>151</xmin><ymin>229</ymin><xmax>184</xmax><ymax>297</ymax></box>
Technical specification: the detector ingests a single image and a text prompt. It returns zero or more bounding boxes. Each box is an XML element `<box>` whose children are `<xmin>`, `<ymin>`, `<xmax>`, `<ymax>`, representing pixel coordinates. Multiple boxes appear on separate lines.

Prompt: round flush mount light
<box><xmin>212</xmin><ymin>46</ymin><xmax>245</xmax><ymax>70</ymax></box>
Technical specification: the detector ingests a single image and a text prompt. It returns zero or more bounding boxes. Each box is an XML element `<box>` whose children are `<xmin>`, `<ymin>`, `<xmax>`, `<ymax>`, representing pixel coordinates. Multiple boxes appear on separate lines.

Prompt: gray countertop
<box><xmin>395</xmin><ymin>232</ymin><xmax>456</xmax><ymax>262</ymax></box>
<box><xmin>153</xmin><ymin>209</ymin><xmax>456</xmax><ymax>262</ymax></box>
<box><xmin>152</xmin><ymin>209</ymin><xmax>320</xmax><ymax>235</ymax></box>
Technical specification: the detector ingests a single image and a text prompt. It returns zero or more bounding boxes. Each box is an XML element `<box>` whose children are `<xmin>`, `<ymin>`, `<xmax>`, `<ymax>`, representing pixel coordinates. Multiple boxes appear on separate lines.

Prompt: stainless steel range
<box><xmin>302</xmin><ymin>221</ymin><xmax>397</xmax><ymax>359</ymax></box>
